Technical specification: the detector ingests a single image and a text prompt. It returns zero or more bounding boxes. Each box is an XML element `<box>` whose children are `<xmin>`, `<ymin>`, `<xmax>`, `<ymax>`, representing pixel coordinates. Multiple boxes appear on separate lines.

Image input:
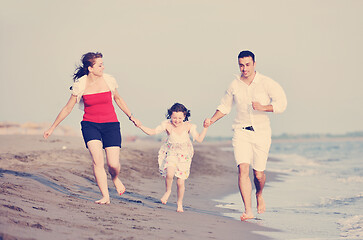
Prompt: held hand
<box><xmin>134</xmin><ymin>119</ymin><xmax>141</xmax><ymax>127</ymax></box>
<box><xmin>203</xmin><ymin>118</ymin><xmax>211</xmax><ymax>128</ymax></box>
<box><xmin>130</xmin><ymin>115</ymin><xmax>141</xmax><ymax>127</ymax></box>
<box><xmin>252</xmin><ymin>101</ymin><xmax>265</xmax><ymax>111</ymax></box>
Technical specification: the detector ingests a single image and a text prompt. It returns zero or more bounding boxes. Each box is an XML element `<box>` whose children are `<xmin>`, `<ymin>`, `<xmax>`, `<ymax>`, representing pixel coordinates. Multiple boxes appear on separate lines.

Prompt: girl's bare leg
<box><xmin>105</xmin><ymin>146</ymin><xmax>126</xmax><ymax>195</ymax></box>
<box><xmin>161</xmin><ymin>167</ymin><xmax>175</xmax><ymax>204</ymax></box>
<box><xmin>87</xmin><ymin>140</ymin><xmax>110</xmax><ymax>204</ymax></box>
<box><xmin>176</xmin><ymin>178</ymin><xmax>185</xmax><ymax>212</ymax></box>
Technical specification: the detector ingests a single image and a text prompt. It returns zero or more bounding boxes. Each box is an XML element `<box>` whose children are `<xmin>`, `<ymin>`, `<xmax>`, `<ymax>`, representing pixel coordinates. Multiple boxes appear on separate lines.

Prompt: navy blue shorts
<box><xmin>81</xmin><ymin>121</ymin><xmax>122</xmax><ymax>149</ymax></box>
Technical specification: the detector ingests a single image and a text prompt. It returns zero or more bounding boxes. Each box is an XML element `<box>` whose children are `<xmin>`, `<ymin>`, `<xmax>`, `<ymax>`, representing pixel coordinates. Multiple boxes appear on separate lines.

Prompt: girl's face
<box><xmin>89</xmin><ymin>58</ymin><xmax>104</xmax><ymax>77</ymax></box>
<box><xmin>170</xmin><ymin>111</ymin><xmax>185</xmax><ymax>127</ymax></box>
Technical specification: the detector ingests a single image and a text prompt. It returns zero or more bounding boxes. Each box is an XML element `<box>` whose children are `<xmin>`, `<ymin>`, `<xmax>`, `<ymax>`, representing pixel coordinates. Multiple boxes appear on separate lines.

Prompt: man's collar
<box><xmin>251</xmin><ymin>71</ymin><xmax>260</xmax><ymax>84</ymax></box>
<box><xmin>237</xmin><ymin>71</ymin><xmax>260</xmax><ymax>84</ymax></box>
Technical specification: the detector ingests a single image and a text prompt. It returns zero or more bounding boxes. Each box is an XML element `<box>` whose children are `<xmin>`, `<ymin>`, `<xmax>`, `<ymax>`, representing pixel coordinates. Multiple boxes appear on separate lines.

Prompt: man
<box><xmin>204</xmin><ymin>50</ymin><xmax>287</xmax><ymax>221</ymax></box>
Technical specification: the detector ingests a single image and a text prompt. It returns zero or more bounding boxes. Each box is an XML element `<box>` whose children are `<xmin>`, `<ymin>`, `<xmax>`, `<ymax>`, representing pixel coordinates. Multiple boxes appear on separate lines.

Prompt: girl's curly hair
<box><xmin>166</xmin><ymin>103</ymin><xmax>191</xmax><ymax>122</ymax></box>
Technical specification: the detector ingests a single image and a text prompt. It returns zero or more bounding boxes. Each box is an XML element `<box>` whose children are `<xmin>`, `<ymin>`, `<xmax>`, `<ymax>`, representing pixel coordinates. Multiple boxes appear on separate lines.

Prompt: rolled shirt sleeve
<box><xmin>217</xmin><ymin>83</ymin><xmax>235</xmax><ymax>115</ymax></box>
<box><xmin>215</xmin><ymin>72</ymin><xmax>287</xmax><ymax>132</ymax></box>
<box><xmin>268</xmin><ymin>80</ymin><xmax>287</xmax><ymax>114</ymax></box>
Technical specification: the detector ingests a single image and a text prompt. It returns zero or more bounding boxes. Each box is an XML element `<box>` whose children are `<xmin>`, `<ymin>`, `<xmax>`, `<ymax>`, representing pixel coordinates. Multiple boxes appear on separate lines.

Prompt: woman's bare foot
<box><xmin>160</xmin><ymin>191</ymin><xmax>171</xmax><ymax>204</ymax></box>
<box><xmin>256</xmin><ymin>194</ymin><xmax>266</xmax><ymax>214</ymax></box>
<box><xmin>113</xmin><ymin>178</ymin><xmax>126</xmax><ymax>196</ymax></box>
<box><xmin>95</xmin><ymin>197</ymin><xmax>110</xmax><ymax>205</ymax></box>
<box><xmin>240</xmin><ymin>211</ymin><xmax>254</xmax><ymax>221</ymax></box>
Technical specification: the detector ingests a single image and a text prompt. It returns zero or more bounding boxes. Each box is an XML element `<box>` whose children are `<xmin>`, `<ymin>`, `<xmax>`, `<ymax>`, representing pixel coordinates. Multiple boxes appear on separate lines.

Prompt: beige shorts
<box><xmin>232</xmin><ymin>129</ymin><xmax>271</xmax><ymax>171</ymax></box>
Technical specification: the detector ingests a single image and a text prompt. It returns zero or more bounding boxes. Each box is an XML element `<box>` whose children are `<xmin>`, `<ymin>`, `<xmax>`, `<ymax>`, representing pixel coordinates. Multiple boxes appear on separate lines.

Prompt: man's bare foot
<box><xmin>256</xmin><ymin>194</ymin><xmax>266</xmax><ymax>214</ymax></box>
<box><xmin>114</xmin><ymin>178</ymin><xmax>126</xmax><ymax>196</ymax></box>
<box><xmin>160</xmin><ymin>191</ymin><xmax>171</xmax><ymax>204</ymax></box>
<box><xmin>240</xmin><ymin>212</ymin><xmax>254</xmax><ymax>221</ymax></box>
<box><xmin>177</xmin><ymin>204</ymin><xmax>184</xmax><ymax>213</ymax></box>
<box><xmin>95</xmin><ymin>197</ymin><xmax>110</xmax><ymax>205</ymax></box>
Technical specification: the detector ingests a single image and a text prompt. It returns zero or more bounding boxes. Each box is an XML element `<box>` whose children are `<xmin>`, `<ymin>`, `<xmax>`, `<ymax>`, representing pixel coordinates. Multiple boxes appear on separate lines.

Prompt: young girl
<box><xmin>138</xmin><ymin>103</ymin><xmax>208</xmax><ymax>212</ymax></box>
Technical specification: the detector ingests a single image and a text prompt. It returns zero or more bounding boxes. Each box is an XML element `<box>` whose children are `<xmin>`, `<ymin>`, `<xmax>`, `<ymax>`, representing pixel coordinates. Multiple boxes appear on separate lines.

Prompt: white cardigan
<box><xmin>70</xmin><ymin>73</ymin><xmax>118</xmax><ymax>110</ymax></box>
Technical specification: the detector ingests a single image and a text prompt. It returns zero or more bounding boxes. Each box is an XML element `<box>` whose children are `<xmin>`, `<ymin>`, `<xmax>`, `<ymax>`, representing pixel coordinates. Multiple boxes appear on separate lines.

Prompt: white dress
<box><xmin>156</xmin><ymin>120</ymin><xmax>198</xmax><ymax>180</ymax></box>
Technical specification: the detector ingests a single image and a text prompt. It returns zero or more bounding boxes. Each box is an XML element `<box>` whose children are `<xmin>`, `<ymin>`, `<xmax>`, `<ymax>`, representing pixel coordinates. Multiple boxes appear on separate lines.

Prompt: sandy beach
<box><xmin>0</xmin><ymin>134</ymin><xmax>279</xmax><ymax>240</ymax></box>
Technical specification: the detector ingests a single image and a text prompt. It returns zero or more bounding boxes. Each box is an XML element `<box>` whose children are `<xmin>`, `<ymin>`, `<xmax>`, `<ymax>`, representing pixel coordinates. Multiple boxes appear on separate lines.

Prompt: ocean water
<box><xmin>215</xmin><ymin>139</ymin><xmax>363</xmax><ymax>240</ymax></box>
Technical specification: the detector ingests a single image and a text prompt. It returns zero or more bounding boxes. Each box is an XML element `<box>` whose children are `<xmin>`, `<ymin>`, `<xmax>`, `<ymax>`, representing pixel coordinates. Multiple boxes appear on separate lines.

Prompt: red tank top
<box><xmin>82</xmin><ymin>91</ymin><xmax>118</xmax><ymax>123</ymax></box>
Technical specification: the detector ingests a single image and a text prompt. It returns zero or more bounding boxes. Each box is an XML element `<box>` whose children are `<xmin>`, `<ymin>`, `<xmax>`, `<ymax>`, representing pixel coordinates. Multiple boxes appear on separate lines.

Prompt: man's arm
<box><xmin>267</xmin><ymin>79</ymin><xmax>287</xmax><ymax>113</ymax></box>
<box><xmin>252</xmin><ymin>102</ymin><xmax>273</xmax><ymax>112</ymax></box>
<box><xmin>204</xmin><ymin>110</ymin><xmax>226</xmax><ymax>127</ymax></box>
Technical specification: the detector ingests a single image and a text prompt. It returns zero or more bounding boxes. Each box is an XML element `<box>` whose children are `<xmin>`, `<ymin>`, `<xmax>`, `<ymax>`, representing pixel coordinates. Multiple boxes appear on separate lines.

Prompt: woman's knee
<box><xmin>108</xmin><ymin>164</ymin><xmax>120</xmax><ymax>177</ymax></box>
<box><xmin>92</xmin><ymin>156</ymin><xmax>105</xmax><ymax>168</ymax></box>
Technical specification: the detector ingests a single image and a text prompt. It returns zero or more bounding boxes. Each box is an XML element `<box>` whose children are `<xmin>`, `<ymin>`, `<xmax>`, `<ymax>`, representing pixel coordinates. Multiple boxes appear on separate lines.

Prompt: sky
<box><xmin>1</xmin><ymin>0</ymin><xmax>363</xmax><ymax>137</ymax></box>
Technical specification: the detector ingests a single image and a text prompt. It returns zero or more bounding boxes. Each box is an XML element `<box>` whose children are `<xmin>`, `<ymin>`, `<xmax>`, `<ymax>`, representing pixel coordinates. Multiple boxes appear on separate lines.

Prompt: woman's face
<box><xmin>170</xmin><ymin>111</ymin><xmax>185</xmax><ymax>127</ymax></box>
<box><xmin>89</xmin><ymin>58</ymin><xmax>104</xmax><ymax>77</ymax></box>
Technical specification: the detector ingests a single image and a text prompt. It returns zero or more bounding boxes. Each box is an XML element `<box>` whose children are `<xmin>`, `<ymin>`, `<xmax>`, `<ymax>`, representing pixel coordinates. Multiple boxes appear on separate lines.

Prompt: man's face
<box><xmin>238</xmin><ymin>56</ymin><xmax>255</xmax><ymax>78</ymax></box>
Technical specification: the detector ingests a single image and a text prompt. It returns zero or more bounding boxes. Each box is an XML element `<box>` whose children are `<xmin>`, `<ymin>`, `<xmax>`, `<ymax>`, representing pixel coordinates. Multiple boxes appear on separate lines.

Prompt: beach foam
<box><xmin>337</xmin><ymin>215</ymin><xmax>363</xmax><ymax>239</ymax></box>
<box><xmin>217</xmin><ymin>139</ymin><xmax>363</xmax><ymax>239</ymax></box>
<box><xmin>337</xmin><ymin>176</ymin><xmax>363</xmax><ymax>183</ymax></box>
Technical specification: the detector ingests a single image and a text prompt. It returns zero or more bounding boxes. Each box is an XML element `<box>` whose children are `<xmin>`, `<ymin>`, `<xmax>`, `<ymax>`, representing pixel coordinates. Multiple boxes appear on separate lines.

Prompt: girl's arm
<box><xmin>193</xmin><ymin>126</ymin><xmax>208</xmax><ymax>143</ymax></box>
<box><xmin>113</xmin><ymin>89</ymin><xmax>140</xmax><ymax>126</ymax></box>
<box><xmin>138</xmin><ymin>124</ymin><xmax>157</xmax><ymax>136</ymax></box>
<box><xmin>138</xmin><ymin>120</ymin><xmax>168</xmax><ymax>136</ymax></box>
<box><xmin>43</xmin><ymin>95</ymin><xmax>77</xmax><ymax>139</ymax></box>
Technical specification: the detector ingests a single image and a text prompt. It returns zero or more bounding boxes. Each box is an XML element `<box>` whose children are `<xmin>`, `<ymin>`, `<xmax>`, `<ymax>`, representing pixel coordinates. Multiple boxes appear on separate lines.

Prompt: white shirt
<box><xmin>217</xmin><ymin>72</ymin><xmax>287</xmax><ymax>133</ymax></box>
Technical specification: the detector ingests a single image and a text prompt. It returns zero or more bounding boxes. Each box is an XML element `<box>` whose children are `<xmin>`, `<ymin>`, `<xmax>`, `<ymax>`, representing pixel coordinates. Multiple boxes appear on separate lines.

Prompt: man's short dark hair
<box><xmin>238</xmin><ymin>50</ymin><xmax>255</xmax><ymax>62</ymax></box>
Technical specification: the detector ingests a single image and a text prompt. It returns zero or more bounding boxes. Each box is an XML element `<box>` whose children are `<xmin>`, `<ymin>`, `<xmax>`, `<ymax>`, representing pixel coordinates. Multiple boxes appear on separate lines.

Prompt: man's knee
<box><xmin>253</xmin><ymin>170</ymin><xmax>265</xmax><ymax>181</ymax></box>
<box><xmin>238</xmin><ymin>163</ymin><xmax>250</xmax><ymax>177</ymax></box>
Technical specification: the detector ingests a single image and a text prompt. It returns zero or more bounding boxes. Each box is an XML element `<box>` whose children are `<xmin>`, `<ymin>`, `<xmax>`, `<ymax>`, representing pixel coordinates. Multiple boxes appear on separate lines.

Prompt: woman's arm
<box><xmin>43</xmin><ymin>95</ymin><xmax>77</xmax><ymax>139</ymax></box>
<box><xmin>113</xmin><ymin>89</ymin><xmax>140</xmax><ymax>126</ymax></box>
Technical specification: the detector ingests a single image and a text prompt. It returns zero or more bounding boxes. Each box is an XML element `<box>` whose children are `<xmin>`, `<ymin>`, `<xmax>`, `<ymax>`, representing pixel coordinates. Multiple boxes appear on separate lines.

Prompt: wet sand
<box><xmin>0</xmin><ymin>135</ymin><xmax>279</xmax><ymax>240</ymax></box>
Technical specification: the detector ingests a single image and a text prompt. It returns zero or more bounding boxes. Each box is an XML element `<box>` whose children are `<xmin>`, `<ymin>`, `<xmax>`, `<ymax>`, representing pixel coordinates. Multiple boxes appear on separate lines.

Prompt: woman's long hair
<box><xmin>73</xmin><ymin>52</ymin><xmax>103</xmax><ymax>81</ymax></box>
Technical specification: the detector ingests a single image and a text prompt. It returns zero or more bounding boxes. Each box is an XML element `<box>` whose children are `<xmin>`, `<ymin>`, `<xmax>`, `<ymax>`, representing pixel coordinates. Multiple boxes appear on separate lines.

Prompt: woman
<box><xmin>44</xmin><ymin>52</ymin><xmax>139</xmax><ymax>204</ymax></box>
